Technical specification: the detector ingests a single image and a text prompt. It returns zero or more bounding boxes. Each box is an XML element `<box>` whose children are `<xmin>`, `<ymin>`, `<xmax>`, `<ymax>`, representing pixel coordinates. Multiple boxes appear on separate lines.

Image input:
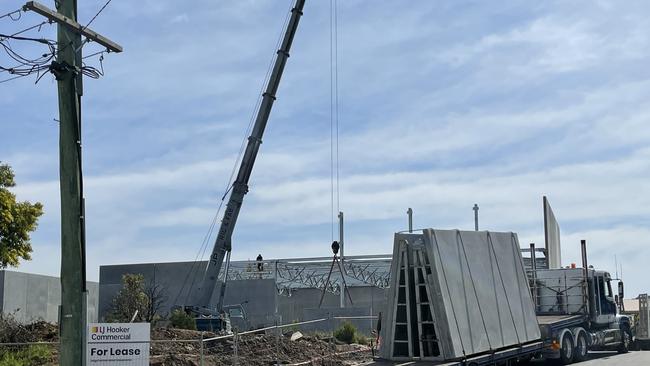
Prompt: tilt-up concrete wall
<box><xmin>99</xmin><ymin>262</ymin><xmax>277</xmax><ymax>328</ymax></box>
<box><xmin>0</xmin><ymin>270</ymin><xmax>99</xmax><ymax>324</ymax></box>
<box><xmin>99</xmin><ymin>261</ymin><xmax>387</xmax><ymax>333</ymax></box>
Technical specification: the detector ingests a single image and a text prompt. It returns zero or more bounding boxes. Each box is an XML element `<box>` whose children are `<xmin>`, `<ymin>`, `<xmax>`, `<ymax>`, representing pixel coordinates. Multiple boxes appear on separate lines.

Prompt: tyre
<box><xmin>560</xmin><ymin>332</ymin><xmax>575</xmax><ymax>365</ymax></box>
<box><xmin>618</xmin><ymin>325</ymin><xmax>632</xmax><ymax>354</ymax></box>
<box><xmin>574</xmin><ymin>331</ymin><xmax>588</xmax><ymax>362</ymax></box>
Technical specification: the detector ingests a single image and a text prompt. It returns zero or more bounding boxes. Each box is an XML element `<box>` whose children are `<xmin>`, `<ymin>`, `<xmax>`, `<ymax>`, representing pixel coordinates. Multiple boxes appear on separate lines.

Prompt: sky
<box><xmin>1</xmin><ymin>1</ymin><xmax>649</xmax><ymax>296</ymax></box>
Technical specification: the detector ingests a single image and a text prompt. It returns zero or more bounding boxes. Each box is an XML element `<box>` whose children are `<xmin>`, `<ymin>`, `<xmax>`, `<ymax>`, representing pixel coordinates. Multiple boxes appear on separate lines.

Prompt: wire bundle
<box><xmin>0</xmin><ymin>0</ymin><xmax>114</xmax><ymax>84</ymax></box>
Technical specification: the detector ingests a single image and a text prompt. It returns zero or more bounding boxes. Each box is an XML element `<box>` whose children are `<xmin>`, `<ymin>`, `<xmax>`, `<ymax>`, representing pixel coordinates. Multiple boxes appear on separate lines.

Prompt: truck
<box><xmin>379</xmin><ymin>229</ymin><xmax>632</xmax><ymax>365</ymax></box>
<box><xmin>530</xmin><ymin>240</ymin><xmax>632</xmax><ymax>363</ymax></box>
<box><xmin>179</xmin><ymin>0</ymin><xmax>306</xmax><ymax>332</ymax></box>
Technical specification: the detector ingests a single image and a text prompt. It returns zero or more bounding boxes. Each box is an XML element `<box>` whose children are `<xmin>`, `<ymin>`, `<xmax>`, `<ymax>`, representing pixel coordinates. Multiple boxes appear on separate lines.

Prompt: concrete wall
<box><xmin>277</xmin><ymin>286</ymin><xmax>386</xmax><ymax>334</ymax></box>
<box><xmin>99</xmin><ymin>262</ymin><xmax>387</xmax><ymax>333</ymax></box>
<box><xmin>0</xmin><ymin>270</ymin><xmax>98</xmax><ymax>323</ymax></box>
<box><xmin>99</xmin><ymin>262</ymin><xmax>277</xmax><ymax>328</ymax></box>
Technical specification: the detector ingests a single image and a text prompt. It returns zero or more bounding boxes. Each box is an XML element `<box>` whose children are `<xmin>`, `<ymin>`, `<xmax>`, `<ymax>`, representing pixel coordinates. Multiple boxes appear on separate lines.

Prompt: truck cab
<box><xmin>589</xmin><ymin>270</ymin><xmax>618</xmax><ymax>326</ymax></box>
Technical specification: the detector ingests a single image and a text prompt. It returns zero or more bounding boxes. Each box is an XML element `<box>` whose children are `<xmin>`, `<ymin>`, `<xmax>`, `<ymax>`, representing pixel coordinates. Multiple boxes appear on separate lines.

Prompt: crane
<box><xmin>184</xmin><ymin>0</ymin><xmax>305</xmax><ymax>329</ymax></box>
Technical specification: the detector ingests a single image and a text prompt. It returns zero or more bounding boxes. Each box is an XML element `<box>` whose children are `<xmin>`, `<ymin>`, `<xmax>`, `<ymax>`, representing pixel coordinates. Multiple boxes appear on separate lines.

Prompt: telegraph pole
<box><xmin>22</xmin><ymin>2</ymin><xmax>122</xmax><ymax>365</ymax></box>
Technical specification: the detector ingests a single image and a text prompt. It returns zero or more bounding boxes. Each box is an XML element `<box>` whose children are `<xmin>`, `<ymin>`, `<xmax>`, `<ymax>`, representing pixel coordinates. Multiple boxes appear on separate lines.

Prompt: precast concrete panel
<box><xmin>99</xmin><ymin>263</ymin><xmax>277</xmax><ymax>327</ymax></box>
<box><xmin>426</xmin><ymin>230</ymin><xmax>540</xmax><ymax>358</ymax></box>
<box><xmin>0</xmin><ymin>270</ymin><xmax>98</xmax><ymax>323</ymax></box>
<box><xmin>303</xmin><ymin>307</ymin><xmax>375</xmax><ymax>335</ymax></box>
<box><xmin>544</xmin><ymin>197</ymin><xmax>562</xmax><ymax>269</ymax></box>
<box><xmin>381</xmin><ymin>230</ymin><xmax>540</xmax><ymax>361</ymax></box>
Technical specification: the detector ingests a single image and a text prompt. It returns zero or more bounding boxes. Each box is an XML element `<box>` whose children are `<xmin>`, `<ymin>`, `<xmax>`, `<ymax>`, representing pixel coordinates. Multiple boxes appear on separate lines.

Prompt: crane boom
<box><xmin>192</xmin><ymin>0</ymin><xmax>305</xmax><ymax>310</ymax></box>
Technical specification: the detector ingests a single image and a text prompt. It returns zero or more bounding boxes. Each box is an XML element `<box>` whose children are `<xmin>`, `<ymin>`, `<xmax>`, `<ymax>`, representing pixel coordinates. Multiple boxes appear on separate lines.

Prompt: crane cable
<box><xmin>330</xmin><ymin>0</ymin><xmax>341</xmax><ymax>241</ymax></box>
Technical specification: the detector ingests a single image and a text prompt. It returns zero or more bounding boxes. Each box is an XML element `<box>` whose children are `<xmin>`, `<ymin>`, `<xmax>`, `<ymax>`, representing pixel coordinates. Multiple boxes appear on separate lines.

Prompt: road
<box><xmin>549</xmin><ymin>350</ymin><xmax>650</xmax><ymax>365</ymax></box>
<box><xmin>362</xmin><ymin>350</ymin><xmax>650</xmax><ymax>365</ymax></box>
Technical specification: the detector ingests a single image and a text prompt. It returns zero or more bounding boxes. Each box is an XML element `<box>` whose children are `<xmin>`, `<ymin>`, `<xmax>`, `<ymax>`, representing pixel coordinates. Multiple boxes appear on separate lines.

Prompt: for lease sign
<box><xmin>87</xmin><ymin>322</ymin><xmax>150</xmax><ymax>365</ymax></box>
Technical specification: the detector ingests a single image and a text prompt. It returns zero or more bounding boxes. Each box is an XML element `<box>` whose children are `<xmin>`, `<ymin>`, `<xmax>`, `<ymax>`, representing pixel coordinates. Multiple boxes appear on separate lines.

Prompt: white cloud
<box><xmin>2</xmin><ymin>1</ymin><xmax>650</xmax><ymax>296</ymax></box>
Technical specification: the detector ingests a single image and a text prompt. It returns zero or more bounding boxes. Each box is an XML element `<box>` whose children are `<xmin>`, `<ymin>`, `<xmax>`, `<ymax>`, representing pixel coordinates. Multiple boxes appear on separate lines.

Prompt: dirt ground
<box><xmin>11</xmin><ymin>321</ymin><xmax>372</xmax><ymax>365</ymax></box>
<box><xmin>150</xmin><ymin>327</ymin><xmax>373</xmax><ymax>366</ymax></box>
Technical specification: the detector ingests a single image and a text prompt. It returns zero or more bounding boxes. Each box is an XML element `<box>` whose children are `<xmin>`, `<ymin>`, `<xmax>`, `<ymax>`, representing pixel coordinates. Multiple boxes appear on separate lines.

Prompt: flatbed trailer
<box><xmin>373</xmin><ymin>341</ymin><xmax>544</xmax><ymax>366</ymax></box>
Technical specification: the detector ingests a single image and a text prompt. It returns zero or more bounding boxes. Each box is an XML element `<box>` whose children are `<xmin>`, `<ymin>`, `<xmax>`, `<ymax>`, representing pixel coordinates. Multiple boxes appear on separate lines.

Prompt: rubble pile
<box><xmin>0</xmin><ymin>315</ymin><xmax>58</xmax><ymax>343</ymax></box>
<box><xmin>150</xmin><ymin>327</ymin><xmax>372</xmax><ymax>366</ymax></box>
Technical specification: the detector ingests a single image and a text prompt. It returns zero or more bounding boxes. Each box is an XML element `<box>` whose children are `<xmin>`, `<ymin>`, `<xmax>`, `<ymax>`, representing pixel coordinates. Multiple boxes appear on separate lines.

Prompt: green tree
<box><xmin>0</xmin><ymin>162</ymin><xmax>43</xmax><ymax>268</ymax></box>
<box><xmin>107</xmin><ymin>274</ymin><xmax>150</xmax><ymax>322</ymax></box>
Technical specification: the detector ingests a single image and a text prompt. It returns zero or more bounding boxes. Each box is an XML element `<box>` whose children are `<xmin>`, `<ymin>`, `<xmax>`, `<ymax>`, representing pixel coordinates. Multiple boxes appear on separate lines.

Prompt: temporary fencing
<box><xmin>0</xmin><ymin>315</ymin><xmax>376</xmax><ymax>365</ymax></box>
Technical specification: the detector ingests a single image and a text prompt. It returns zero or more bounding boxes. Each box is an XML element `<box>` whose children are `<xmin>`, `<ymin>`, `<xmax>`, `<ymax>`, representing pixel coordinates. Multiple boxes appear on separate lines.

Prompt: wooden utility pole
<box><xmin>56</xmin><ymin>0</ymin><xmax>85</xmax><ymax>363</ymax></box>
<box><xmin>22</xmin><ymin>2</ymin><xmax>122</xmax><ymax>365</ymax></box>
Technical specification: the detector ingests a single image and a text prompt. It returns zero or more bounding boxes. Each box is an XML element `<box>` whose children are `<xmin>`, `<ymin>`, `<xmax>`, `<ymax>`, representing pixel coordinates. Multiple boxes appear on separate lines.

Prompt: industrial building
<box><xmin>99</xmin><ymin>254</ymin><xmax>390</xmax><ymax>333</ymax></box>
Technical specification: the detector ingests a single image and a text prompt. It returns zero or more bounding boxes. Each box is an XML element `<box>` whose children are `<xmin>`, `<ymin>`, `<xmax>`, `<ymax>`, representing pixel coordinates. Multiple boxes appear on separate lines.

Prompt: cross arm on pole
<box><xmin>22</xmin><ymin>1</ymin><xmax>123</xmax><ymax>53</ymax></box>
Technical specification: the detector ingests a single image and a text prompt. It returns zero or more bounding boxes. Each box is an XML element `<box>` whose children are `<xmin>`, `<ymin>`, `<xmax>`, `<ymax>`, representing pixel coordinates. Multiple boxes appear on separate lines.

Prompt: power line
<box><xmin>10</xmin><ymin>20</ymin><xmax>50</xmax><ymax>37</ymax></box>
<box><xmin>0</xmin><ymin>73</ymin><xmax>28</xmax><ymax>84</ymax></box>
<box><xmin>0</xmin><ymin>9</ymin><xmax>22</xmax><ymax>21</ymax></box>
<box><xmin>83</xmin><ymin>0</ymin><xmax>113</xmax><ymax>31</ymax></box>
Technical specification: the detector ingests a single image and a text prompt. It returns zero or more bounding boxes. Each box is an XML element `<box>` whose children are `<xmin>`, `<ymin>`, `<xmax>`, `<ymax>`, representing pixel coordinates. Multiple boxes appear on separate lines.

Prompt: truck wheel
<box><xmin>574</xmin><ymin>331</ymin><xmax>588</xmax><ymax>362</ymax></box>
<box><xmin>560</xmin><ymin>333</ymin><xmax>575</xmax><ymax>364</ymax></box>
<box><xmin>618</xmin><ymin>325</ymin><xmax>631</xmax><ymax>354</ymax></box>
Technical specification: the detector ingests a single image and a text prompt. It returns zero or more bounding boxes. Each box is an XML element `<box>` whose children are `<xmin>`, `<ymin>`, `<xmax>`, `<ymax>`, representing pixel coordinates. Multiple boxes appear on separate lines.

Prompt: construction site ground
<box><xmin>150</xmin><ymin>327</ymin><xmax>373</xmax><ymax>365</ymax></box>
<box><xmin>0</xmin><ymin>321</ymin><xmax>373</xmax><ymax>365</ymax></box>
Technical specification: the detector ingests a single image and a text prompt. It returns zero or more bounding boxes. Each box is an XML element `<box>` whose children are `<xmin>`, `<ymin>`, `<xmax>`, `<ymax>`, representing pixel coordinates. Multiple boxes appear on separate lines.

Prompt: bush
<box><xmin>356</xmin><ymin>334</ymin><xmax>370</xmax><ymax>346</ymax></box>
<box><xmin>334</xmin><ymin>322</ymin><xmax>358</xmax><ymax>344</ymax></box>
<box><xmin>0</xmin><ymin>345</ymin><xmax>53</xmax><ymax>366</ymax></box>
<box><xmin>0</xmin><ymin>313</ymin><xmax>33</xmax><ymax>343</ymax></box>
<box><xmin>169</xmin><ymin>309</ymin><xmax>196</xmax><ymax>330</ymax></box>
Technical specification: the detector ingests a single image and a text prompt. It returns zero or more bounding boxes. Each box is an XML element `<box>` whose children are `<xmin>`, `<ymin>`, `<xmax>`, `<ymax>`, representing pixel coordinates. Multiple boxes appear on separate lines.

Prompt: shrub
<box><xmin>0</xmin><ymin>344</ymin><xmax>53</xmax><ymax>366</ymax></box>
<box><xmin>356</xmin><ymin>334</ymin><xmax>370</xmax><ymax>346</ymax></box>
<box><xmin>334</xmin><ymin>322</ymin><xmax>358</xmax><ymax>344</ymax></box>
<box><xmin>169</xmin><ymin>309</ymin><xmax>196</xmax><ymax>330</ymax></box>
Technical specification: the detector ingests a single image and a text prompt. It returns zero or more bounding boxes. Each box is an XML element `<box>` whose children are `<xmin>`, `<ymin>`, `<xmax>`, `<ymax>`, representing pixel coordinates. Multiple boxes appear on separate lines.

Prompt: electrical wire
<box><xmin>0</xmin><ymin>20</ymin><xmax>55</xmax><ymax>83</ymax></box>
<box><xmin>0</xmin><ymin>73</ymin><xmax>28</xmax><ymax>84</ymax></box>
<box><xmin>9</xmin><ymin>20</ymin><xmax>50</xmax><ymax>37</ymax></box>
<box><xmin>0</xmin><ymin>9</ymin><xmax>22</xmax><ymax>22</ymax></box>
<box><xmin>83</xmin><ymin>0</ymin><xmax>113</xmax><ymax>31</ymax></box>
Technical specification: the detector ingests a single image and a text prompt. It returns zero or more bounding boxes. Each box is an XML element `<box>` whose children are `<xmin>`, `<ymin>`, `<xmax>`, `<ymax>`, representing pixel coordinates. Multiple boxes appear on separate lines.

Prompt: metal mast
<box><xmin>193</xmin><ymin>0</ymin><xmax>305</xmax><ymax>309</ymax></box>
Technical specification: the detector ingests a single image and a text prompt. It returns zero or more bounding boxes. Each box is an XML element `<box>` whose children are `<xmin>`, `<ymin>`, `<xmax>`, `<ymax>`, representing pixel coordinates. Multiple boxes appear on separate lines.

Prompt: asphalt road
<box><xmin>363</xmin><ymin>350</ymin><xmax>650</xmax><ymax>365</ymax></box>
<box><xmin>558</xmin><ymin>350</ymin><xmax>650</xmax><ymax>365</ymax></box>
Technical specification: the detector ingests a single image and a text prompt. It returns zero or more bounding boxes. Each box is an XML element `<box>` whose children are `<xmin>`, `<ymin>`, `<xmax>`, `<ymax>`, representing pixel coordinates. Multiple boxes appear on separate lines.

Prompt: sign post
<box><xmin>87</xmin><ymin>323</ymin><xmax>150</xmax><ymax>365</ymax></box>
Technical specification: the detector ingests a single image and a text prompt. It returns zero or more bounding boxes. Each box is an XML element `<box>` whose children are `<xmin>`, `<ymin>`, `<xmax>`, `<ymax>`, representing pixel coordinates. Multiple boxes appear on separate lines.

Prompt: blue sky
<box><xmin>1</xmin><ymin>1</ymin><xmax>649</xmax><ymax>296</ymax></box>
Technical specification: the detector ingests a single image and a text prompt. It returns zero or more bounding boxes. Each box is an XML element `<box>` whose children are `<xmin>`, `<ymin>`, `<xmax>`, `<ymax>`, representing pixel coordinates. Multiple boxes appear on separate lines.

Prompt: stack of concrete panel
<box><xmin>381</xmin><ymin>229</ymin><xmax>540</xmax><ymax>361</ymax></box>
<box><xmin>639</xmin><ymin>294</ymin><xmax>649</xmax><ymax>339</ymax></box>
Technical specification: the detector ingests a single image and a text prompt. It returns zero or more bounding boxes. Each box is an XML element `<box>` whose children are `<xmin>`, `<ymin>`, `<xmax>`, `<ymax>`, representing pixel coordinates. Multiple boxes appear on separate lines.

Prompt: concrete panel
<box><xmin>544</xmin><ymin>196</ymin><xmax>562</xmax><ymax>269</ymax></box>
<box><xmin>381</xmin><ymin>230</ymin><xmax>540</xmax><ymax>361</ymax></box>
<box><xmin>0</xmin><ymin>270</ymin><xmax>98</xmax><ymax>323</ymax></box>
<box><xmin>303</xmin><ymin>307</ymin><xmax>377</xmax><ymax>335</ymax></box>
<box><xmin>100</xmin><ymin>262</ymin><xmax>388</xmax><ymax>330</ymax></box>
<box><xmin>99</xmin><ymin>262</ymin><xmax>277</xmax><ymax>327</ymax></box>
